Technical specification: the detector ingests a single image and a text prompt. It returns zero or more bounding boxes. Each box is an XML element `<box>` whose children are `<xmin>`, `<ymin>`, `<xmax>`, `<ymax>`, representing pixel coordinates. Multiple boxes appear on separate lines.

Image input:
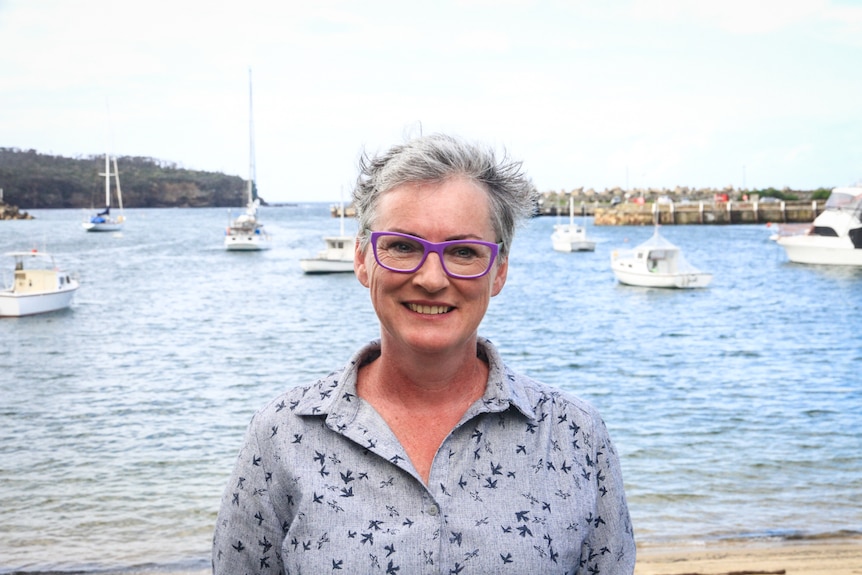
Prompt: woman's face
<box><xmin>355</xmin><ymin>177</ymin><xmax>508</xmax><ymax>357</ymax></box>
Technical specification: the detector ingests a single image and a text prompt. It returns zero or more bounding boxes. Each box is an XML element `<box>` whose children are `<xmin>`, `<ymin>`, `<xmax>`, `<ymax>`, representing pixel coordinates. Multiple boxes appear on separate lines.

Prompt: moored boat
<box><xmin>299</xmin><ymin>235</ymin><xmax>355</xmax><ymax>274</ymax></box>
<box><xmin>83</xmin><ymin>153</ymin><xmax>125</xmax><ymax>232</ymax></box>
<box><xmin>224</xmin><ymin>68</ymin><xmax>272</xmax><ymax>251</ymax></box>
<box><xmin>551</xmin><ymin>197</ymin><xmax>595</xmax><ymax>252</ymax></box>
<box><xmin>611</xmin><ymin>226</ymin><xmax>712</xmax><ymax>288</ymax></box>
<box><xmin>776</xmin><ymin>186</ymin><xmax>862</xmax><ymax>265</ymax></box>
<box><xmin>0</xmin><ymin>250</ymin><xmax>80</xmax><ymax>317</ymax></box>
<box><xmin>300</xmin><ymin>199</ymin><xmax>355</xmax><ymax>274</ymax></box>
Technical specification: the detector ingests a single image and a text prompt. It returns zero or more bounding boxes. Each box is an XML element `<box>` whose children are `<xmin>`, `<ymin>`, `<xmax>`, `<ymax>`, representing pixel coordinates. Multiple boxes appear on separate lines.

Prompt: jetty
<box><xmin>594</xmin><ymin>199</ymin><xmax>822</xmax><ymax>226</ymax></box>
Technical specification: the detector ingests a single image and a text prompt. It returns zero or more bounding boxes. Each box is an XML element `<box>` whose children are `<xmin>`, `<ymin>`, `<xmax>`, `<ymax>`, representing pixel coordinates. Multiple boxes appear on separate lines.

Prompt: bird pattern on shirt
<box><xmin>213</xmin><ymin>338</ymin><xmax>635</xmax><ymax>575</ymax></box>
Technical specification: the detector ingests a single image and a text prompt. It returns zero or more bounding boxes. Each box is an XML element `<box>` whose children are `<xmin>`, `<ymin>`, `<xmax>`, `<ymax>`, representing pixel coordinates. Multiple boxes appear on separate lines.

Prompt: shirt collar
<box><xmin>291</xmin><ymin>337</ymin><xmax>537</xmax><ymax>423</ymax></box>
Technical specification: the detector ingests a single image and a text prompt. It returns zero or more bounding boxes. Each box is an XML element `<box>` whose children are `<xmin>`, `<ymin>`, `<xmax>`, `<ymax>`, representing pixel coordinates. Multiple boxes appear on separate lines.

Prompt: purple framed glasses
<box><xmin>370</xmin><ymin>231</ymin><xmax>501</xmax><ymax>279</ymax></box>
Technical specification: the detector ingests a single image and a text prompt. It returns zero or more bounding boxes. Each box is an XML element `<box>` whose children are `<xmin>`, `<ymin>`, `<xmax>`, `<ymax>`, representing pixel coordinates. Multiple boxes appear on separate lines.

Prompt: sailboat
<box><xmin>300</xmin><ymin>199</ymin><xmax>355</xmax><ymax>274</ymax></box>
<box><xmin>83</xmin><ymin>153</ymin><xmax>125</xmax><ymax>232</ymax></box>
<box><xmin>224</xmin><ymin>69</ymin><xmax>272</xmax><ymax>251</ymax></box>
<box><xmin>551</xmin><ymin>196</ymin><xmax>595</xmax><ymax>252</ymax></box>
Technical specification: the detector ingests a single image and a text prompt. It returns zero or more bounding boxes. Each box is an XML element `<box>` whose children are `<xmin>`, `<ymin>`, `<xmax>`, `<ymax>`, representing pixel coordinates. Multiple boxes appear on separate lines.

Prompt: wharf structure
<box><xmin>330</xmin><ymin>186</ymin><xmax>826</xmax><ymax>226</ymax></box>
<box><xmin>537</xmin><ymin>185</ymin><xmax>826</xmax><ymax>225</ymax></box>
<box><xmin>594</xmin><ymin>199</ymin><xmax>822</xmax><ymax>226</ymax></box>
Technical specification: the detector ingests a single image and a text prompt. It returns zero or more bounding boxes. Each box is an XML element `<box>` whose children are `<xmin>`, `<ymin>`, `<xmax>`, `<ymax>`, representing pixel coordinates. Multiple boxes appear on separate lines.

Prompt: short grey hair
<box><xmin>352</xmin><ymin>133</ymin><xmax>538</xmax><ymax>259</ymax></box>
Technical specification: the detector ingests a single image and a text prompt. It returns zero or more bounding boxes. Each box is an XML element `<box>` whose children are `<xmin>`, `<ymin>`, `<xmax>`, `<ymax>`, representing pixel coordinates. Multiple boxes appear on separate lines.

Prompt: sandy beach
<box><xmin>635</xmin><ymin>537</ymin><xmax>862</xmax><ymax>575</ymax></box>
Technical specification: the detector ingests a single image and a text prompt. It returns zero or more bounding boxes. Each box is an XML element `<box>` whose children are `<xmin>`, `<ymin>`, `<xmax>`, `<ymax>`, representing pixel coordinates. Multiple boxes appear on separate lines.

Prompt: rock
<box><xmin>0</xmin><ymin>201</ymin><xmax>34</xmax><ymax>220</ymax></box>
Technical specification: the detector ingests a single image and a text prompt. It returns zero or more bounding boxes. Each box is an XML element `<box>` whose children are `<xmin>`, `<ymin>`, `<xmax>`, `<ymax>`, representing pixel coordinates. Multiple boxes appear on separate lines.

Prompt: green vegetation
<box><xmin>811</xmin><ymin>187</ymin><xmax>833</xmax><ymax>201</ymax></box>
<box><xmin>0</xmin><ymin>148</ymin><xmax>250</xmax><ymax>209</ymax></box>
<box><xmin>752</xmin><ymin>187</ymin><xmax>799</xmax><ymax>201</ymax></box>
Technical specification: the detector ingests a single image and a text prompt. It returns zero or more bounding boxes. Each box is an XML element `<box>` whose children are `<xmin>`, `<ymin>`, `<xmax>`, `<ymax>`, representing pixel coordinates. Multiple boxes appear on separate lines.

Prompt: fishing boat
<box><xmin>224</xmin><ymin>69</ymin><xmax>272</xmax><ymax>251</ymax></box>
<box><xmin>300</xmin><ymin>201</ymin><xmax>355</xmax><ymax>274</ymax></box>
<box><xmin>0</xmin><ymin>250</ymin><xmax>80</xmax><ymax>317</ymax></box>
<box><xmin>551</xmin><ymin>197</ymin><xmax>595</xmax><ymax>252</ymax></box>
<box><xmin>611</xmin><ymin>226</ymin><xmax>712</xmax><ymax>288</ymax></box>
<box><xmin>775</xmin><ymin>186</ymin><xmax>862</xmax><ymax>265</ymax></box>
<box><xmin>83</xmin><ymin>153</ymin><xmax>125</xmax><ymax>232</ymax></box>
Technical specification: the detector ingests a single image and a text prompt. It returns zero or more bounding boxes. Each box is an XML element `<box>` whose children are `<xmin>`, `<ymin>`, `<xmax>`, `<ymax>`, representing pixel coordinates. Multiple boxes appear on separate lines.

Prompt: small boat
<box><xmin>775</xmin><ymin>186</ymin><xmax>862</xmax><ymax>265</ymax></box>
<box><xmin>611</xmin><ymin>226</ymin><xmax>712</xmax><ymax>288</ymax></box>
<box><xmin>551</xmin><ymin>197</ymin><xmax>595</xmax><ymax>252</ymax></box>
<box><xmin>0</xmin><ymin>250</ymin><xmax>80</xmax><ymax>317</ymax></box>
<box><xmin>224</xmin><ymin>69</ymin><xmax>272</xmax><ymax>252</ymax></box>
<box><xmin>83</xmin><ymin>153</ymin><xmax>125</xmax><ymax>232</ymax></box>
<box><xmin>224</xmin><ymin>200</ymin><xmax>271</xmax><ymax>251</ymax></box>
<box><xmin>300</xmin><ymin>200</ymin><xmax>355</xmax><ymax>274</ymax></box>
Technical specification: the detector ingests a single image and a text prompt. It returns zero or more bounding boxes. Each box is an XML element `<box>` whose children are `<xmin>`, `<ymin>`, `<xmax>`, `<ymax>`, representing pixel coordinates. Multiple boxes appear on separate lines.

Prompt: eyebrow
<box><xmin>384</xmin><ymin>229</ymin><xmax>487</xmax><ymax>242</ymax></box>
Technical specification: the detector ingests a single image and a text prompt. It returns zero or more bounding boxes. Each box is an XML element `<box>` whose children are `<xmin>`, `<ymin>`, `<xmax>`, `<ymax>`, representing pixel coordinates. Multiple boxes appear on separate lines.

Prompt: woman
<box><xmin>213</xmin><ymin>134</ymin><xmax>635</xmax><ymax>574</ymax></box>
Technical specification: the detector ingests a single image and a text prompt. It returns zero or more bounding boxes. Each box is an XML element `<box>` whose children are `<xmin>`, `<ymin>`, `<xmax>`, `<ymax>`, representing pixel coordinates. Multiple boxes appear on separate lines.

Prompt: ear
<box><xmin>355</xmin><ymin>238</ymin><xmax>370</xmax><ymax>287</ymax></box>
<box><xmin>491</xmin><ymin>257</ymin><xmax>508</xmax><ymax>296</ymax></box>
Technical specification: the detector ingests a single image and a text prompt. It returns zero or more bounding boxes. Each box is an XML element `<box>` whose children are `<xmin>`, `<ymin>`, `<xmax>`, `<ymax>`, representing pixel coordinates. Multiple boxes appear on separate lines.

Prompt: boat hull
<box><xmin>777</xmin><ymin>235</ymin><xmax>862</xmax><ymax>266</ymax></box>
<box><xmin>224</xmin><ymin>232</ymin><xmax>272</xmax><ymax>251</ymax></box>
<box><xmin>83</xmin><ymin>221</ymin><xmax>123</xmax><ymax>232</ymax></box>
<box><xmin>611</xmin><ymin>264</ymin><xmax>713</xmax><ymax>288</ymax></box>
<box><xmin>299</xmin><ymin>259</ymin><xmax>354</xmax><ymax>274</ymax></box>
<box><xmin>552</xmin><ymin>239</ymin><xmax>596</xmax><ymax>252</ymax></box>
<box><xmin>0</xmin><ymin>283</ymin><xmax>79</xmax><ymax>316</ymax></box>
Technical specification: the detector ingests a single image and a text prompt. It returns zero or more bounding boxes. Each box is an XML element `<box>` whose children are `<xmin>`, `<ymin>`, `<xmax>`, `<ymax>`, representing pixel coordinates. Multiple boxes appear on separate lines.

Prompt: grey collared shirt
<box><xmin>213</xmin><ymin>337</ymin><xmax>635</xmax><ymax>574</ymax></box>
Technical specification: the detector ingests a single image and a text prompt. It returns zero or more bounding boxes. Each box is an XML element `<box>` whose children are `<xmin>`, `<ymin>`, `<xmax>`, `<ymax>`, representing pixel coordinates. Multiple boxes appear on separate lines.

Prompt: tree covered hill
<box><xmin>0</xmin><ymin>148</ymin><xmax>256</xmax><ymax>209</ymax></box>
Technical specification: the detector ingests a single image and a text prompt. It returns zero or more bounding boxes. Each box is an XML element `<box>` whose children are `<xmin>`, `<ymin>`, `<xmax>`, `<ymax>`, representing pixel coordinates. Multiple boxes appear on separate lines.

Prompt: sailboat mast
<box><xmin>247</xmin><ymin>67</ymin><xmax>256</xmax><ymax>205</ymax></box>
<box><xmin>104</xmin><ymin>152</ymin><xmax>111</xmax><ymax>208</ymax></box>
<box><xmin>112</xmin><ymin>157</ymin><xmax>124</xmax><ymax>212</ymax></box>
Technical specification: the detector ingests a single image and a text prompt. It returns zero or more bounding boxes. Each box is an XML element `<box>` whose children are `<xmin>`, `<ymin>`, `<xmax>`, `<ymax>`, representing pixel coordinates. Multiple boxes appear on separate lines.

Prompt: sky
<box><xmin>1</xmin><ymin>0</ymin><xmax>860</xmax><ymax>203</ymax></box>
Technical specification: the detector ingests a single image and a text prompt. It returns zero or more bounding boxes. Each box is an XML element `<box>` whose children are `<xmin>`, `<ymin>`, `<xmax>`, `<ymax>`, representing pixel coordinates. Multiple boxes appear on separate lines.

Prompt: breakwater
<box><xmin>594</xmin><ymin>200</ymin><xmax>821</xmax><ymax>225</ymax></box>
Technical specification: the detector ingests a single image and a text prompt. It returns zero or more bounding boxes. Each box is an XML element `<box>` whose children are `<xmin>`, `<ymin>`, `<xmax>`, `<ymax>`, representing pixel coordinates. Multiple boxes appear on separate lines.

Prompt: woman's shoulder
<box><xmin>515</xmin><ymin>372</ymin><xmax>604</xmax><ymax>421</ymax></box>
<box><xmin>249</xmin><ymin>341</ymin><xmax>381</xmax><ymax>425</ymax></box>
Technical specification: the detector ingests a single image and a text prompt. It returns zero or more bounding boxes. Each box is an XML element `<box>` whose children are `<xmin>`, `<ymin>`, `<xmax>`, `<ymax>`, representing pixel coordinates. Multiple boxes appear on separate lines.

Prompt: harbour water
<box><xmin>1</xmin><ymin>205</ymin><xmax>860</xmax><ymax>573</ymax></box>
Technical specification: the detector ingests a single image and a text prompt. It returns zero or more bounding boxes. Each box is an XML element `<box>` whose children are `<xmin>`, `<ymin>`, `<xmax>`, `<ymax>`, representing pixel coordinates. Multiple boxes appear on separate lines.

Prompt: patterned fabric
<box><xmin>213</xmin><ymin>337</ymin><xmax>635</xmax><ymax>574</ymax></box>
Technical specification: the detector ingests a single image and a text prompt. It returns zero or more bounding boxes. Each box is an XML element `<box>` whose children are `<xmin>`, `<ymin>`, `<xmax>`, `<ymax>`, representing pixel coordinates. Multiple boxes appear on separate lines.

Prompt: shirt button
<box><xmin>427</xmin><ymin>504</ymin><xmax>439</xmax><ymax>516</ymax></box>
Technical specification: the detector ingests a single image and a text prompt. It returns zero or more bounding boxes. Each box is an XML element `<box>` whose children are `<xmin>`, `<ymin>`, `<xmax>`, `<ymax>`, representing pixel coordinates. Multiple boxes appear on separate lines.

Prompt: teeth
<box><xmin>408</xmin><ymin>303</ymin><xmax>451</xmax><ymax>315</ymax></box>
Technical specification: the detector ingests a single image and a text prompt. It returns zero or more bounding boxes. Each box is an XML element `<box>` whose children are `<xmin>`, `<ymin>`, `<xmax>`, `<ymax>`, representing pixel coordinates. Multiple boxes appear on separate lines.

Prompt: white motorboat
<box><xmin>551</xmin><ymin>197</ymin><xmax>595</xmax><ymax>252</ymax></box>
<box><xmin>224</xmin><ymin>69</ymin><xmax>272</xmax><ymax>251</ymax></box>
<box><xmin>299</xmin><ymin>235</ymin><xmax>355</xmax><ymax>273</ymax></box>
<box><xmin>300</xmin><ymin>201</ymin><xmax>355</xmax><ymax>274</ymax></box>
<box><xmin>611</xmin><ymin>227</ymin><xmax>712</xmax><ymax>288</ymax></box>
<box><xmin>83</xmin><ymin>153</ymin><xmax>125</xmax><ymax>232</ymax></box>
<box><xmin>0</xmin><ymin>250</ymin><xmax>80</xmax><ymax>317</ymax></box>
<box><xmin>776</xmin><ymin>186</ymin><xmax>862</xmax><ymax>265</ymax></box>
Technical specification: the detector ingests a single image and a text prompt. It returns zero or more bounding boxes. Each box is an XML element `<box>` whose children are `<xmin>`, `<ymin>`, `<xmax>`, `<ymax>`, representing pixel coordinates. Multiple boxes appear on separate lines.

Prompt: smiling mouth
<box><xmin>406</xmin><ymin>303</ymin><xmax>453</xmax><ymax>315</ymax></box>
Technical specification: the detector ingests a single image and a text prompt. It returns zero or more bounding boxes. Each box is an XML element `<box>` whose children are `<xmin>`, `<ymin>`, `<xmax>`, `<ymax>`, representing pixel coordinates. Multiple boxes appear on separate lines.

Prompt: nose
<box><xmin>412</xmin><ymin>251</ymin><xmax>450</xmax><ymax>291</ymax></box>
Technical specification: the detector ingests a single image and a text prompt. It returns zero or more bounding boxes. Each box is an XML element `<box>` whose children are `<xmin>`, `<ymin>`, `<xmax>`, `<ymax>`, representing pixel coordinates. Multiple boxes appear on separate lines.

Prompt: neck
<box><xmin>358</xmin><ymin>341</ymin><xmax>488</xmax><ymax>414</ymax></box>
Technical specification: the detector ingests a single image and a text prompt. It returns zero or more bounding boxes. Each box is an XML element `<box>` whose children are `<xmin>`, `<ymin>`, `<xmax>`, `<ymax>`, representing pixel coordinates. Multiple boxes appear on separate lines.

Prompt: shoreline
<box><xmin>4</xmin><ymin>537</ymin><xmax>860</xmax><ymax>575</ymax></box>
<box><xmin>635</xmin><ymin>535</ymin><xmax>862</xmax><ymax>575</ymax></box>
